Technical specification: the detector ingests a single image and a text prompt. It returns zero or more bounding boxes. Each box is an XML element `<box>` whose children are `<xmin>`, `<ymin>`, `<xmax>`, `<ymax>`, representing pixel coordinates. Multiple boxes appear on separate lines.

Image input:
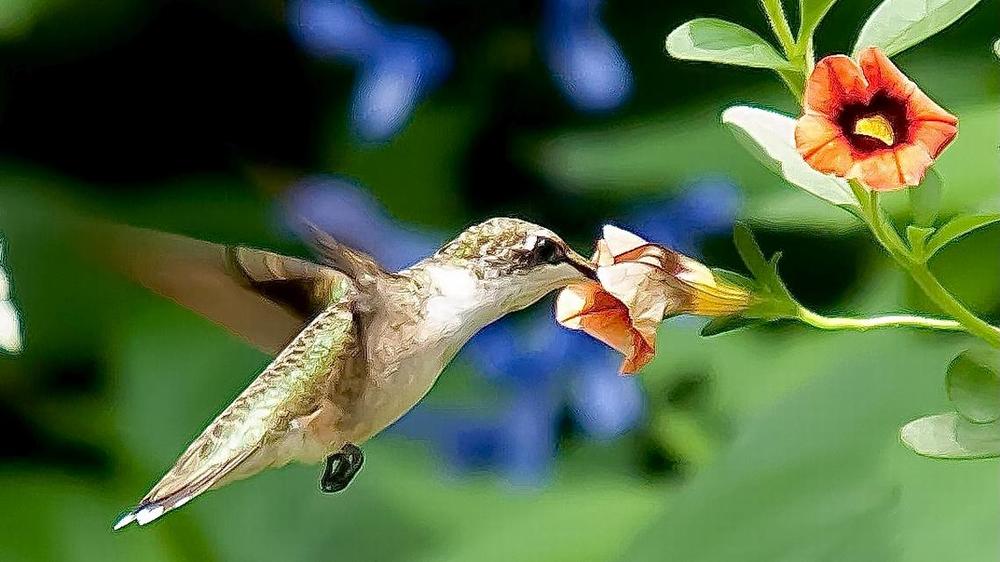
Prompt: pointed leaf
<box><xmin>721</xmin><ymin>106</ymin><xmax>858</xmax><ymax>209</ymax></box>
<box><xmin>666</xmin><ymin>18</ymin><xmax>794</xmax><ymax>70</ymax></box>
<box><xmin>923</xmin><ymin>213</ymin><xmax>1000</xmax><ymax>258</ymax></box>
<box><xmin>732</xmin><ymin>223</ymin><xmax>772</xmax><ymax>283</ymax></box>
<box><xmin>853</xmin><ymin>0</ymin><xmax>982</xmax><ymax>57</ymax></box>
<box><xmin>700</xmin><ymin>315</ymin><xmax>757</xmax><ymax>337</ymax></box>
<box><xmin>946</xmin><ymin>349</ymin><xmax>1000</xmax><ymax>424</ymax></box>
<box><xmin>798</xmin><ymin>0</ymin><xmax>838</xmax><ymax>46</ymax></box>
<box><xmin>900</xmin><ymin>413</ymin><xmax>1000</xmax><ymax>459</ymax></box>
<box><xmin>909</xmin><ymin>168</ymin><xmax>942</xmax><ymax>227</ymax></box>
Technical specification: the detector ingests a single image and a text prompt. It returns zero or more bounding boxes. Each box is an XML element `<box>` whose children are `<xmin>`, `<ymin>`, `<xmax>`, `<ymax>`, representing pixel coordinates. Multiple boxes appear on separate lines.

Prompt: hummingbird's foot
<box><xmin>320</xmin><ymin>443</ymin><xmax>364</xmax><ymax>493</ymax></box>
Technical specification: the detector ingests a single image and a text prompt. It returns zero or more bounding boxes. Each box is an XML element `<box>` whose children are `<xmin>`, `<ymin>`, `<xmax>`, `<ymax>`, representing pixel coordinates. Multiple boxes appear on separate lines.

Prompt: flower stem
<box><xmin>761</xmin><ymin>0</ymin><xmax>796</xmax><ymax>58</ymax></box>
<box><xmin>851</xmin><ymin>181</ymin><xmax>1000</xmax><ymax>348</ymax></box>
<box><xmin>797</xmin><ymin>306</ymin><xmax>965</xmax><ymax>332</ymax></box>
<box><xmin>904</xmin><ymin>263</ymin><xmax>1000</xmax><ymax>347</ymax></box>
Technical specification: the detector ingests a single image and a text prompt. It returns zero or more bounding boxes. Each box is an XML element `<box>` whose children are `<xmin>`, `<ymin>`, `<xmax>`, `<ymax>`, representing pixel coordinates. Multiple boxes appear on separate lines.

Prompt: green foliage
<box><xmin>946</xmin><ymin>349</ymin><xmax>1000</xmax><ymax>424</ymax></box>
<box><xmin>909</xmin><ymin>169</ymin><xmax>942</xmax><ymax>227</ymax></box>
<box><xmin>902</xmin><ymin>350</ymin><xmax>1000</xmax><ymax>459</ymax></box>
<box><xmin>700</xmin><ymin>314</ymin><xmax>756</xmax><ymax>337</ymax></box>
<box><xmin>625</xmin><ymin>329</ymin><xmax>997</xmax><ymax>561</ymax></box>
<box><xmin>721</xmin><ymin>106</ymin><xmax>858</xmax><ymax>209</ymax></box>
<box><xmin>665</xmin><ymin>19</ymin><xmax>793</xmax><ymax>70</ymax></box>
<box><xmin>921</xmin><ymin>213</ymin><xmax>1000</xmax><ymax>259</ymax></box>
<box><xmin>853</xmin><ymin>0</ymin><xmax>983</xmax><ymax>57</ymax></box>
<box><xmin>797</xmin><ymin>0</ymin><xmax>837</xmax><ymax>48</ymax></box>
<box><xmin>901</xmin><ymin>413</ymin><xmax>1000</xmax><ymax>459</ymax></box>
<box><xmin>730</xmin><ymin>223</ymin><xmax>798</xmax><ymax>320</ymax></box>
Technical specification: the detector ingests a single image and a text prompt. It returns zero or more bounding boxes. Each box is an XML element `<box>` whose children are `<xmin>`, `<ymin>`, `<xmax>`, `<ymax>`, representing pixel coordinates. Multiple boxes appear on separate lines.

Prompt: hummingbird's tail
<box><xmin>113</xmin><ymin>447</ymin><xmax>255</xmax><ymax>530</ymax></box>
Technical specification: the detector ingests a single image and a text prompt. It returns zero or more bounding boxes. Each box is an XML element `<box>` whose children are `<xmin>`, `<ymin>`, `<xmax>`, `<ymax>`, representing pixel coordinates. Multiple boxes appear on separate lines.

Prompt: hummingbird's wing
<box><xmin>114</xmin><ymin>293</ymin><xmax>360</xmax><ymax>529</ymax></box>
<box><xmin>93</xmin><ymin>224</ymin><xmax>354</xmax><ymax>354</ymax></box>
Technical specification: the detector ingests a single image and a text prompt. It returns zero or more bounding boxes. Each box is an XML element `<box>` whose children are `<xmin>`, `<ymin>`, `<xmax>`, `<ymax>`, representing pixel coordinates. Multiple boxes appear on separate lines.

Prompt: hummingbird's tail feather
<box><xmin>113</xmin><ymin>447</ymin><xmax>256</xmax><ymax>530</ymax></box>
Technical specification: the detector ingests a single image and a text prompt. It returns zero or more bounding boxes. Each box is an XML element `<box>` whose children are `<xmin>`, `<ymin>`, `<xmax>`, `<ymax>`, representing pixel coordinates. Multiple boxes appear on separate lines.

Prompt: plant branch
<box><xmin>796</xmin><ymin>306</ymin><xmax>966</xmax><ymax>332</ymax></box>
<box><xmin>849</xmin><ymin>180</ymin><xmax>1000</xmax><ymax>348</ymax></box>
<box><xmin>761</xmin><ymin>0</ymin><xmax>796</xmax><ymax>58</ymax></box>
<box><xmin>904</xmin><ymin>263</ymin><xmax>1000</xmax><ymax>347</ymax></box>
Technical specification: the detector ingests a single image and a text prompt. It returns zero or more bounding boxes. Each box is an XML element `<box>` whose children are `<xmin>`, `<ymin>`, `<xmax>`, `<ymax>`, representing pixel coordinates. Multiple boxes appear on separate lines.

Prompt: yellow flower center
<box><xmin>853</xmin><ymin>114</ymin><xmax>895</xmax><ymax>146</ymax></box>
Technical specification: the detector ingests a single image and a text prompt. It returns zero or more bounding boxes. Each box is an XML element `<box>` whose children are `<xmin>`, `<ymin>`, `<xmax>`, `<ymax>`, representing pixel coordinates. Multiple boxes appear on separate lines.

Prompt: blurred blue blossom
<box><xmin>543</xmin><ymin>0</ymin><xmax>633</xmax><ymax>111</ymax></box>
<box><xmin>281</xmin><ymin>176</ymin><xmax>739</xmax><ymax>486</ymax></box>
<box><xmin>289</xmin><ymin>0</ymin><xmax>452</xmax><ymax>141</ymax></box>
<box><xmin>621</xmin><ymin>178</ymin><xmax>742</xmax><ymax>256</ymax></box>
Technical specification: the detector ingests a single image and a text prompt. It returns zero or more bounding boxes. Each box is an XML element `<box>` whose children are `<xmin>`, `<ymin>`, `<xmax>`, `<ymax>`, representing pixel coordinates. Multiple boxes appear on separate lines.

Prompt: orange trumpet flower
<box><xmin>556</xmin><ymin>226</ymin><xmax>752</xmax><ymax>374</ymax></box>
<box><xmin>795</xmin><ymin>47</ymin><xmax>957</xmax><ymax>191</ymax></box>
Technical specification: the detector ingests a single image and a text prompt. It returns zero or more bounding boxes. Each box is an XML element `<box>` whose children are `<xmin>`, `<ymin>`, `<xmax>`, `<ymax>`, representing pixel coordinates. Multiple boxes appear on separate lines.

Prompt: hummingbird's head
<box><xmin>433</xmin><ymin>217</ymin><xmax>596</xmax><ymax>313</ymax></box>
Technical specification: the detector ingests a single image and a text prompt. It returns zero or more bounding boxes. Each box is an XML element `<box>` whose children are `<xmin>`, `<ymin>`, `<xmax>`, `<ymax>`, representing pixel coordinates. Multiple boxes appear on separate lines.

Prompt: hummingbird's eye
<box><xmin>529</xmin><ymin>237</ymin><xmax>565</xmax><ymax>265</ymax></box>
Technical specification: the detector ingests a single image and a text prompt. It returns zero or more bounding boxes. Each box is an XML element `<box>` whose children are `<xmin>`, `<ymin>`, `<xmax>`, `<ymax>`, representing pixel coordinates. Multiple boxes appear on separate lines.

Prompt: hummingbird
<box><xmin>109</xmin><ymin>217</ymin><xmax>596</xmax><ymax>529</ymax></box>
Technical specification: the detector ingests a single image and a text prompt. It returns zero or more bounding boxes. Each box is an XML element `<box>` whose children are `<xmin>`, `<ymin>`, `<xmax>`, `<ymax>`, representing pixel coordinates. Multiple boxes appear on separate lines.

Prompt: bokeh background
<box><xmin>0</xmin><ymin>0</ymin><xmax>997</xmax><ymax>560</ymax></box>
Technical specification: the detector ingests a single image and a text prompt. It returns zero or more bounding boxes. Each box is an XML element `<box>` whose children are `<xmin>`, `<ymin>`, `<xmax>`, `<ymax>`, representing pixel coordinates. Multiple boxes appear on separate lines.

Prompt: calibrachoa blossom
<box><xmin>556</xmin><ymin>226</ymin><xmax>752</xmax><ymax>373</ymax></box>
<box><xmin>795</xmin><ymin>47</ymin><xmax>958</xmax><ymax>191</ymax></box>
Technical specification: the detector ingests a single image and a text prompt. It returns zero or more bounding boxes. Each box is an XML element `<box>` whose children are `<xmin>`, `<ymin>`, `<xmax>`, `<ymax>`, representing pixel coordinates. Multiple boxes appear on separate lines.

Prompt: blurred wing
<box><xmin>92</xmin><ymin>224</ymin><xmax>353</xmax><ymax>354</ymax></box>
<box><xmin>115</xmin><ymin>299</ymin><xmax>358</xmax><ymax>529</ymax></box>
<box><xmin>297</xmin><ymin>220</ymin><xmax>389</xmax><ymax>279</ymax></box>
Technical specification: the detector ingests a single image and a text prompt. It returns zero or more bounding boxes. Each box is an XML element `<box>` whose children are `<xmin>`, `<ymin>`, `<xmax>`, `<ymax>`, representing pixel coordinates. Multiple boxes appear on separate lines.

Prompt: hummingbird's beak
<box><xmin>564</xmin><ymin>249</ymin><xmax>598</xmax><ymax>280</ymax></box>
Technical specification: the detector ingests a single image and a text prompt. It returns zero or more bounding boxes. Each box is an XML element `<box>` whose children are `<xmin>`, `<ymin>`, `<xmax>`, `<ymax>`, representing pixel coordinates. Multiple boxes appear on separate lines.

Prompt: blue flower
<box><xmin>543</xmin><ymin>0</ymin><xmax>633</xmax><ymax>111</ymax></box>
<box><xmin>289</xmin><ymin>0</ymin><xmax>451</xmax><ymax>141</ymax></box>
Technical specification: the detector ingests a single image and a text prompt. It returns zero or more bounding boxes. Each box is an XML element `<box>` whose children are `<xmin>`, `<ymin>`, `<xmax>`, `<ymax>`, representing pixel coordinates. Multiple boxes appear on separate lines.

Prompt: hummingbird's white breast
<box><xmin>343</xmin><ymin>263</ymin><xmax>498</xmax><ymax>444</ymax></box>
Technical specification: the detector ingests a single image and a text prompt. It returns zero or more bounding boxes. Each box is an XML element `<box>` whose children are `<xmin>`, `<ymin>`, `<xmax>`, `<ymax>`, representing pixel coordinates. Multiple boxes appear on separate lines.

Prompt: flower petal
<box><xmin>601</xmin><ymin>225</ymin><xmax>647</xmax><ymax>256</ymax></box>
<box><xmin>795</xmin><ymin>114</ymin><xmax>855</xmax><ymax>176</ymax></box>
<box><xmin>556</xmin><ymin>283</ymin><xmax>634</xmax><ymax>349</ymax></box>
<box><xmin>857</xmin><ymin>47</ymin><xmax>916</xmax><ymax>102</ymax></box>
<box><xmin>593</xmin><ymin>239</ymin><xmax>615</xmax><ymax>267</ymax></box>
<box><xmin>804</xmin><ymin>54</ymin><xmax>869</xmax><ymax>117</ymax></box>
<box><xmin>850</xmin><ymin>144</ymin><xmax>931</xmax><ymax>190</ymax></box>
<box><xmin>909</xmin><ymin>117</ymin><xmax>958</xmax><ymax>158</ymax></box>
<box><xmin>597</xmin><ymin>262</ymin><xmax>671</xmax><ymax>332</ymax></box>
<box><xmin>555</xmin><ymin>282</ymin><xmax>655</xmax><ymax>374</ymax></box>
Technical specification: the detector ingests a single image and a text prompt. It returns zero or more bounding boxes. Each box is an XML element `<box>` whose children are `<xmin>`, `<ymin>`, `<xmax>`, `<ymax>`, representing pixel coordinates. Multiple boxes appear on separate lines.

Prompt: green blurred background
<box><xmin>0</xmin><ymin>0</ymin><xmax>997</xmax><ymax>560</ymax></box>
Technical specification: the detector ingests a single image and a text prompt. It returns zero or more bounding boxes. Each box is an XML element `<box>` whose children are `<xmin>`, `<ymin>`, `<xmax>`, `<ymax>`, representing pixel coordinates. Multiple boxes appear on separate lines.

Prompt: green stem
<box><xmin>850</xmin><ymin>181</ymin><xmax>1000</xmax><ymax>348</ymax></box>
<box><xmin>797</xmin><ymin>306</ymin><xmax>965</xmax><ymax>332</ymax></box>
<box><xmin>905</xmin><ymin>263</ymin><xmax>1000</xmax><ymax>347</ymax></box>
<box><xmin>761</xmin><ymin>0</ymin><xmax>796</xmax><ymax>57</ymax></box>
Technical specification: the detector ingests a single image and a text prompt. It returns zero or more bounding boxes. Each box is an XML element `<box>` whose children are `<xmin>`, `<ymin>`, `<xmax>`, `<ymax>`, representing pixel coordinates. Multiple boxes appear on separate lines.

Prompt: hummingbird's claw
<box><xmin>320</xmin><ymin>443</ymin><xmax>365</xmax><ymax>493</ymax></box>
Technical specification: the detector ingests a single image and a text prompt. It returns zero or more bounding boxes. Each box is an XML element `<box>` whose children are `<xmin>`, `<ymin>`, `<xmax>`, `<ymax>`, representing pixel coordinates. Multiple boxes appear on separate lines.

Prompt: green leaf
<box><xmin>721</xmin><ymin>106</ymin><xmax>859</xmax><ymax>209</ymax></box>
<box><xmin>733</xmin><ymin>223</ymin><xmax>772</xmax><ymax>283</ymax></box>
<box><xmin>853</xmin><ymin>0</ymin><xmax>983</xmax><ymax>57</ymax></box>
<box><xmin>900</xmin><ymin>413</ymin><xmax>1000</xmax><ymax>459</ymax></box>
<box><xmin>908</xmin><ymin>169</ymin><xmax>942</xmax><ymax>227</ymax></box>
<box><xmin>665</xmin><ymin>18</ymin><xmax>794</xmax><ymax>70</ymax></box>
<box><xmin>798</xmin><ymin>0</ymin><xmax>837</xmax><ymax>47</ymax></box>
<box><xmin>700</xmin><ymin>315</ymin><xmax>757</xmax><ymax>337</ymax></box>
<box><xmin>923</xmin><ymin>213</ymin><xmax>1000</xmax><ymax>258</ymax></box>
<box><xmin>946</xmin><ymin>349</ymin><xmax>1000</xmax><ymax>424</ymax></box>
<box><xmin>731</xmin><ymin>224</ymin><xmax>798</xmax><ymax>318</ymax></box>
